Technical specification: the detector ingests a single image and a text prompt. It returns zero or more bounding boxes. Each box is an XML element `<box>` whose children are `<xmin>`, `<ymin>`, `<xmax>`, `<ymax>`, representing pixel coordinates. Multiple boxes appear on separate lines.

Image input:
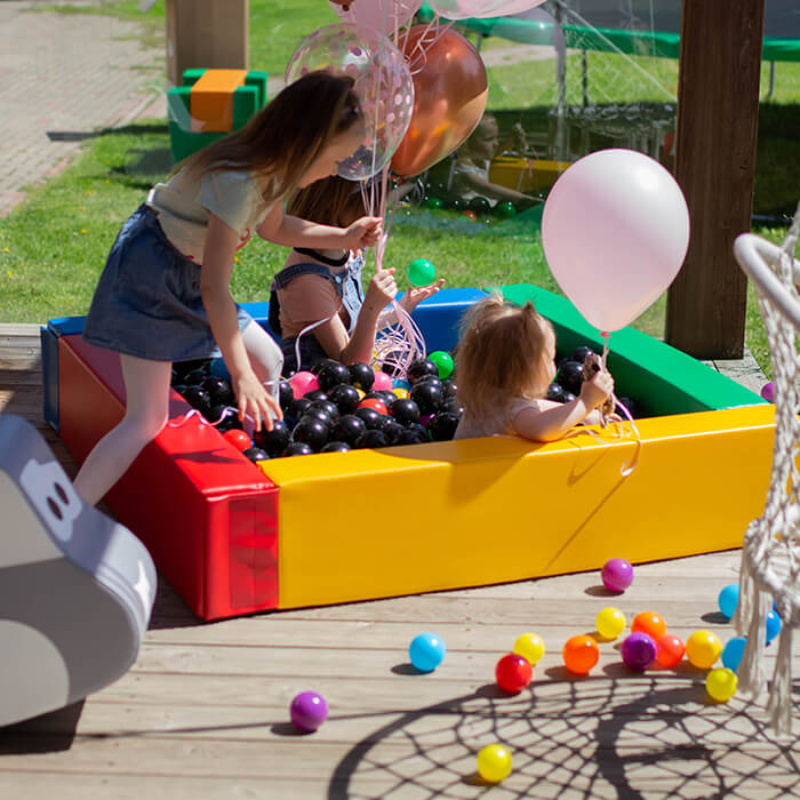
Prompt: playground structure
<box><xmin>42</xmin><ymin>286</ymin><xmax>774</xmax><ymax>620</ymax></box>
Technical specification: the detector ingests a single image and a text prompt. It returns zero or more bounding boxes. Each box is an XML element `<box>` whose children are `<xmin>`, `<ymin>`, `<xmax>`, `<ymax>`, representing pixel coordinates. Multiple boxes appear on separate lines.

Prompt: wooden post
<box><xmin>665</xmin><ymin>0</ymin><xmax>764</xmax><ymax>359</ymax></box>
<box><xmin>165</xmin><ymin>0</ymin><xmax>249</xmax><ymax>87</ymax></box>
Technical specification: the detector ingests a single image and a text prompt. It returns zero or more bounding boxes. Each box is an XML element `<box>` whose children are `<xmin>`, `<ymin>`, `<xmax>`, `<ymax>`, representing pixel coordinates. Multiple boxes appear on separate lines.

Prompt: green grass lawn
<box><xmin>1</xmin><ymin>0</ymin><xmax>798</xmax><ymax>382</ymax></box>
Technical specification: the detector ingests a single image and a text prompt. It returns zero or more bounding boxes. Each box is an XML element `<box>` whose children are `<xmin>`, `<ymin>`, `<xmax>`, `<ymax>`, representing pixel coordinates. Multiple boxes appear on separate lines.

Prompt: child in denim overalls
<box><xmin>74</xmin><ymin>73</ymin><xmax>383</xmax><ymax>507</ymax></box>
<box><xmin>270</xmin><ymin>175</ymin><xmax>444</xmax><ymax>373</ymax></box>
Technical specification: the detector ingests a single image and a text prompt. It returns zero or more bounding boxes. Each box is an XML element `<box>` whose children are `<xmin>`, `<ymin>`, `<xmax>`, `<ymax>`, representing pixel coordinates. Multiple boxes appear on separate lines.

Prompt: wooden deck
<box><xmin>1</xmin><ymin>323</ymin><xmax>797</xmax><ymax>799</ymax></box>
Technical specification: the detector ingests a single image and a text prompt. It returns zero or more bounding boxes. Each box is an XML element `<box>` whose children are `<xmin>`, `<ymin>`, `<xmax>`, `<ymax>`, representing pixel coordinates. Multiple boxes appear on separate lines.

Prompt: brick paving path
<box><xmin>0</xmin><ymin>0</ymin><xmax>165</xmax><ymax>216</ymax></box>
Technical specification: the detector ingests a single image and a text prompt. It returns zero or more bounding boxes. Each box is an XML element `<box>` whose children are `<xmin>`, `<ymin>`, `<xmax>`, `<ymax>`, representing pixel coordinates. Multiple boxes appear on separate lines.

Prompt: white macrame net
<box><xmin>732</xmin><ymin>203</ymin><xmax>800</xmax><ymax>736</ymax></box>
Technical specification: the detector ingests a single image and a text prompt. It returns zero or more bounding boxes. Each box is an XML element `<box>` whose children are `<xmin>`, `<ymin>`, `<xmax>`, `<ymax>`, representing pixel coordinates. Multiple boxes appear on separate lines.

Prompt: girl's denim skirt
<box><xmin>83</xmin><ymin>204</ymin><xmax>252</xmax><ymax>362</ymax></box>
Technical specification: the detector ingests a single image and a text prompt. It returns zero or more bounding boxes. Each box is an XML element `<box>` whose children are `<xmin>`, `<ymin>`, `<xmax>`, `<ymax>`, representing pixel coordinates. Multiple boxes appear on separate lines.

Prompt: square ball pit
<box><xmin>42</xmin><ymin>286</ymin><xmax>775</xmax><ymax>620</ymax></box>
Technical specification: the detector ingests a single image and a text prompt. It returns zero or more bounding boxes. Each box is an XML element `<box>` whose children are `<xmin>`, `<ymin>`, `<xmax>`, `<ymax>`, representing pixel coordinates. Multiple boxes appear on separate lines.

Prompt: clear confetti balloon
<box><xmin>285</xmin><ymin>23</ymin><xmax>415</xmax><ymax>180</ymax></box>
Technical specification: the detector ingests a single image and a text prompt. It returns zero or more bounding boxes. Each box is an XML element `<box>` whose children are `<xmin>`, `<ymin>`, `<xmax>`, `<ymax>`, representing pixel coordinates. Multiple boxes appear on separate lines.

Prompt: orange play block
<box><xmin>190</xmin><ymin>69</ymin><xmax>248</xmax><ymax>133</ymax></box>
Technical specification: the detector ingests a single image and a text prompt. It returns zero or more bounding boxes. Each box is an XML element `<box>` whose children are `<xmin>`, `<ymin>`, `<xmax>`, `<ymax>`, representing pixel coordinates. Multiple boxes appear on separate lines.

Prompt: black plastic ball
<box><xmin>283</xmin><ymin>442</ymin><xmax>314</xmax><ymax>457</ymax></box>
<box><xmin>468</xmin><ymin>195</ymin><xmax>492</xmax><ymax>214</ymax></box>
<box><xmin>317</xmin><ymin>361</ymin><xmax>351</xmax><ymax>392</ymax></box>
<box><xmin>570</xmin><ymin>345</ymin><xmax>596</xmax><ymax>364</ymax></box>
<box><xmin>310</xmin><ymin>358</ymin><xmax>341</xmax><ymax>376</ymax></box>
<box><xmin>407</xmin><ymin>358</ymin><xmax>439</xmax><ymax>385</ymax></box>
<box><xmin>309</xmin><ymin>398</ymin><xmax>339</xmax><ymax>422</ymax></box>
<box><xmin>394</xmin><ymin>429</ymin><xmax>428</xmax><ymax>445</ymax></box>
<box><xmin>407</xmin><ymin>422</ymin><xmax>430</xmax><ymax>440</ymax></box>
<box><xmin>354</xmin><ymin>407</ymin><xmax>384</xmax><ymax>431</ymax></box>
<box><xmin>442</xmin><ymin>396</ymin><xmax>465</xmax><ymax>416</ymax></box>
<box><xmin>201</xmin><ymin>376</ymin><xmax>234</xmax><ymax>406</ymax></box>
<box><xmin>546</xmin><ymin>382</ymin><xmax>568</xmax><ymax>403</ymax></box>
<box><xmin>390</xmin><ymin>397</ymin><xmax>420</xmax><ymax>426</ymax></box>
<box><xmin>287</xmin><ymin>397</ymin><xmax>312</xmax><ymax>422</ymax></box>
<box><xmin>327</xmin><ymin>384</ymin><xmax>361</xmax><ymax>415</ymax></box>
<box><xmin>183</xmin><ymin>386</ymin><xmax>212</xmax><ymax>415</ymax></box>
<box><xmin>355</xmin><ymin>429</ymin><xmax>389</xmax><ymax>449</ymax></box>
<box><xmin>183</xmin><ymin>368</ymin><xmax>208</xmax><ymax>387</ymax></box>
<box><xmin>349</xmin><ymin>362</ymin><xmax>375</xmax><ymax>392</ymax></box>
<box><xmin>242</xmin><ymin>447</ymin><xmax>269</xmax><ymax>463</ymax></box>
<box><xmin>557</xmin><ymin>360</ymin><xmax>584</xmax><ymax>396</ymax></box>
<box><xmin>428</xmin><ymin>412</ymin><xmax>460</xmax><ymax>441</ymax></box>
<box><xmin>441</xmin><ymin>379</ymin><xmax>458</xmax><ymax>399</ymax></box>
<box><xmin>292</xmin><ymin>418</ymin><xmax>329</xmax><ymax>451</ymax></box>
<box><xmin>382</xmin><ymin>419</ymin><xmax>406</xmax><ymax>445</ymax></box>
<box><xmin>380</xmin><ymin>351</ymin><xmax>405</xmax><ymax>377</ymax></box>
<box><xmin>253</xmin><ymin>420</ymin><xmax>292</xmax><ymax>458</ymax></box>
<box><xmin>616</xmin><ymin>396</ymin><xmax>637</xmax><ymax>417</ymax></box>
<box><xmin>304</xmin><ymin>389</ymin><xmax>329</xmax><ymax>403</ymax></box>
<box><xmin>331</xmin><ymin>414</ymin><xmax>366</xmax><ymax>447</ymax></box>
<box><xmin>300</xmin><ymin>407</ymin><xmax>332</xmax><ymax>429</ymax></box>
<box><xmin>320</xmin><ymin>441</ymin><xmax>351</xmax><ymax>453</ymax></box>
<box><xmin>279</xmin><ymin>380</ymin><xmax>294</xmax><ymax>410</ymax></box>
<box><xmin>410</xmin><ymin>380</ymin><xmax>443</xmax><ymax>414</ymax></box>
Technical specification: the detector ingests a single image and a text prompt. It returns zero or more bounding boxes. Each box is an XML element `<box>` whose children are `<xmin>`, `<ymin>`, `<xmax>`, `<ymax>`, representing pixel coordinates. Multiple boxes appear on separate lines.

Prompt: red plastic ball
<box><xmin>358</xmin><ymin>398</ymin><xmax>388</xmax><ymax>415</ymax></box>
<box><xmin>656</xmin><ymin>633</ymin><xmax>685</xmax><ymax>668</ymax></box>
<box><xmin>223</xmin><ymin>428</ymin><xmax>252</xmax><ymax>452</ymax></box>
<box><xmin>462</xmin><ymin>210</ymin><xmax>478</xmax><ymax>221</ymax></box>
<box><xmin>562</xmin><ymin>635</ymin><xmax>600</xmax><ymax>675</ymax></box>
<box><xmin>495</xmin><ymin>653</ymin><xmax>533</xmax><ymax>694</ymax></box>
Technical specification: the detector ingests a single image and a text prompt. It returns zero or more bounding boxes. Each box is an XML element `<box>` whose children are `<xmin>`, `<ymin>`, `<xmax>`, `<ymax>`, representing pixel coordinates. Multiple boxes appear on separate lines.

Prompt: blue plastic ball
<box><xmin>766</xmin><ymin>610</ymin><xmax>782</xmax><ymax>644</ymax></box>
<box><xmin>393</xmin><ymin>378</ymin><xmax>412</xmax><ymax>391</ymax></box>
<box><xmin>409</xmin><ymin>632</ymin><xmax>446</xmax><ymax>672</ymax></box>
<box><xmin>722</xmin><ymin>636</ymin><xmax>746</xmax><ymax>672</ymax></box>
<box><xmin>718</xmin><ymin>583</ymin><xmax>739</xmax><ymax>620</ymax></box>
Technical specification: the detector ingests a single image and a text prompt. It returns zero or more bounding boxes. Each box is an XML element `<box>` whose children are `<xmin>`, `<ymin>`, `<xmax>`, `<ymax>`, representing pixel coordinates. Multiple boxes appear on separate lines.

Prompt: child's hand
<box><xmin>399</xmin><ymin>278</ymin><xmax>445</xmax><ymax>314</ymax></box>
<box><xmin>579</xmin><ymin>368</ymin><xmax>614</xmax><ymax>411</ymax></box>
<box><xmin>345</xmin><ymin>216</ymin><xmax>383</xmax><ymax>249</ymax></box>
<box><xmin>364</xmin><ymin>267</ymin><xmax>397</xmax><ymax>313</ymax></box>
<box><xmin>233</xmin><ymin>370</ymin><xmax>282</xmax><ymax>433</ymax></box>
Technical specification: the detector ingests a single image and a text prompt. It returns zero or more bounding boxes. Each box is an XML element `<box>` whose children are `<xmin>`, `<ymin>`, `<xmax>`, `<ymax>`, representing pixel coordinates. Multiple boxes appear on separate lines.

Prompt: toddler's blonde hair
<box><xmin>456</xmin><ymin>293</ymin><xmax>554</xmax><ymax>422</ymax></box>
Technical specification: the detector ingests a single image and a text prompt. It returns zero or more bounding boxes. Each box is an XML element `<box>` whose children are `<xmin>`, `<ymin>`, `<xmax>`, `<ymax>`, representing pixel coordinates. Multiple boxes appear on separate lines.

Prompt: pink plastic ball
<box><xmin>289</xmin><ymin>371</ymin><xmax>320</xmax><ymax>399</ymax></box>
<box><xmin>601</xmin><ymin>558</ymin><xmax>634</xmax><ymax>593</ymax></box>
<box><xmin>372</xmin><ymin>371</ymin><xmax>394</xmax><ymax>392</ymax></box>
<box><xmin>760</xmin><ymin>381</ymin><xmax>775</xmax><ymax>402</ymax></box>
<box><xmin>290</xmin><ymin>691</ymin><xmax>328</xmax><ymax>732</ymax></box>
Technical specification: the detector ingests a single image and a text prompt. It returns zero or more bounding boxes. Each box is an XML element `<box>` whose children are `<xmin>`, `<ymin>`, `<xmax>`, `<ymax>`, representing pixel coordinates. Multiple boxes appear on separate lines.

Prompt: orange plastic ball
<box><xmin>631</xmin><ymin>611</ymin><xmax>667</xmax><ymax>641</ymax></box>
<box><xmin>562</xmin><ymin>635</ymin><xmax>600</xmax><ymax>675</ymax></box>
<box><xmin>655</xmin><ymin>633</ymin><xmax>685</xmax><ymax>668</ymax></box>
<box><xmin>358</xmin><ymin>398</ymin><xmax>388</xmax><ymax>415</ymax></box>
<box><xmin>223</xmin><ymin>428</ymin><xmax>252</xmax><ymax>452</ymax></box>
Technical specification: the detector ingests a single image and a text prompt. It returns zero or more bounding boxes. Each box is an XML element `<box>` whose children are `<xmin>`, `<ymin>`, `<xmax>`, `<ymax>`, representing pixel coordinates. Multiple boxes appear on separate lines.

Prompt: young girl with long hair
<box><xmin>75</xmin><ymin>72</ymin><xmax>381</xmax><ymax>505</ymax></box>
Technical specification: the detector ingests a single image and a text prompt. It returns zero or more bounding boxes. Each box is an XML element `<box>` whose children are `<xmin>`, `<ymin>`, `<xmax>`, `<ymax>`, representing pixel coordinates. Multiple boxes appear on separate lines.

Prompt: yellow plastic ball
<box><xmin>596</xmin><ymin>607</ymin><xmax>626</xmax><ymax>640</ymax></box>
<box><xmin>513</xmin><ymin>633</ymin><xmax>545</xmax><ymax>666</ymax></box>
<box><xmin>355</xmin><ymin>388</ymin><xmax>366</xmax><ymax>401</ymax></box>
<box><xmin>706</xmin><ymin>667</ymin><xmax>738</xmax><ymax>702</ymax></box>
<box><xmin>685</xmin><ymin>630</ymin><xmax>723</xmax><ymax>669</ymax></box>
<box><xmin>476</xmin><ymin>744</ymin><xmax>512</xmax><ymax>783</ymax></box>
<box><xmin>393</xmin><ymin>388</ymin><xmax>409</xmax><ymax>400</ymax></box>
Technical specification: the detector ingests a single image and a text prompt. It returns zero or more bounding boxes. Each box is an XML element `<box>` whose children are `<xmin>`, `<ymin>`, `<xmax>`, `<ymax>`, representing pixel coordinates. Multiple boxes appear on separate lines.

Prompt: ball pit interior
<box><xmin>41</xmin><ymin>285</ymin><xmax>774</xmax><ymax>620</ymax></box>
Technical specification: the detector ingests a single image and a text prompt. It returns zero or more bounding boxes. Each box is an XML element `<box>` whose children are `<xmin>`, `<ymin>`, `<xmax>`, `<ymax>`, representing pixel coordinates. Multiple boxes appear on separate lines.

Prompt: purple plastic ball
<box><xmin>622</xmin><ymin>632</ymin><xmax>657</xmax><ymax>671</ymax></box>
<box><xmin>761</xmin><ymin>382</ymin><xmax>775</xmax><ymax>402</ymax></box>
<box><xmin>290</xmin><ymin>691</ymin><xmax>328</xmax><ymax>732</ymax></box>
<box><xmin>601</xmin><ymin>558</ymin><xmax>634</xmax><ymax>593</ymax></box>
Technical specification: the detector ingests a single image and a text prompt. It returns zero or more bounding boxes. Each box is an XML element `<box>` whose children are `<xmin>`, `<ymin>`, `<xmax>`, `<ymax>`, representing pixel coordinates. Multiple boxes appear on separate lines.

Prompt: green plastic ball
<box><xmin>428</xmin><ymin>351</ymin><xmax>454</xmax><ymax>380</ymax></box>
<box><xmin>423</xmin><ymin>197</ymin><xmax>443</xmax><ymax>209</ymax></box>
<box><xmin>496</xmin><ymin>201</ymin><xmax>517</xmax><ymax>219</ymax></box>
<box><xmin>407</xmin><ymin>258</ymin><xmax>436</xmax><ymax>287</ymax></box>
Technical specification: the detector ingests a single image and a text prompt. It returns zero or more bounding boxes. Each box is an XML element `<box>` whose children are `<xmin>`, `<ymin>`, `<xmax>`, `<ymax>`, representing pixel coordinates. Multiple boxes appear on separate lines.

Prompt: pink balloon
<box><xmin>329</xmin><ymin>0</ymin><xmax>423</xmax><ymax>33</ymax></box>
<box><xmin>429</xmin><ymin>0</ymin><xmax>548</xmax><ymax>21</ymax></box>
<box><xmin>541</xmin><ymin>149</ymin><xmax>690</xmax><ymax>333</ymax></box>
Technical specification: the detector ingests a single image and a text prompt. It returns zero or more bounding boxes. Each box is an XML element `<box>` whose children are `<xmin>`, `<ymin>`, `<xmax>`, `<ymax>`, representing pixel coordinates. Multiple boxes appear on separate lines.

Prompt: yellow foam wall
<box><xmin>259</xmin><ymin>406</ymin><xmax>775</xmax><ymax>609</ymax></box>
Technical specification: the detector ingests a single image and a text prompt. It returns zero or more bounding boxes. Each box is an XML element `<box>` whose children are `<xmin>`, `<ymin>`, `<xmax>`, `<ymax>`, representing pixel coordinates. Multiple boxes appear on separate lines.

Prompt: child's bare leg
<box><xmin>241</xmin><ymin>321</ymin><xmax>284</xmax><ymax>411</ymax></box>
<box><xmin>72</xmin><ymin>354</ymin><xmax>172</xmax><ymax>506</ymax></box>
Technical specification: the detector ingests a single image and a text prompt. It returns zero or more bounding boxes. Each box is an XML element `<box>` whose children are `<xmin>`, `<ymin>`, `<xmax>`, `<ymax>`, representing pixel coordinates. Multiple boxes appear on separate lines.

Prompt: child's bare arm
<box><xmin>201</xmin><ymin>214</ymin><xmax>280</xmax><ymax>431</ymax></box>
<box><xmin>257</xmin><ymin>204</ymin><xmax>382</xmax><ymax>249</ymax></box>
<box><xmin>512</xmin><ymin>370</ymin><xmax>615</xmax><ymax>442</ymax></box>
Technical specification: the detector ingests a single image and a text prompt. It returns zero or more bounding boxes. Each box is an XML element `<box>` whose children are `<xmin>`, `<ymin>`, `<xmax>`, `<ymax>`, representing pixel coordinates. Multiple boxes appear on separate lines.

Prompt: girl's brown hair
<box><xmin>286</xmin><ymin>175</ymin><xmax>366</xmax><ymax>228</ymax></box>
<box><xmin>455</xmin><ymin>293</ymin><xmax>553</xmax><ymax>422</ymax></box>
<box><xmin>180</xmin><ymin>71</ymin><xmax>363</xmax><ymax>206</ymax></box>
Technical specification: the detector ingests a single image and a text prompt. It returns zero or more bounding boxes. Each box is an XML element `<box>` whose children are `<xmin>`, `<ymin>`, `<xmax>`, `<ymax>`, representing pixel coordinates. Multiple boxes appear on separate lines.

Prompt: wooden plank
<box><xmin>665</xmin><ymin>0</ymin><xmax>765</xmax><ymax>358</ymax></box>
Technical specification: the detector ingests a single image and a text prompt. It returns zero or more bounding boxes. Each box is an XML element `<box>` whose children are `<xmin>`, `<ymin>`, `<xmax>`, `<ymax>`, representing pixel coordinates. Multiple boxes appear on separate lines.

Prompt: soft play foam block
<box><xmin>0</xmin><ymin>415</ymin><xmax>156</xmax><ymax>726</ymax></box>
<box><xmin>57</xmin><ymin>335</ymin><xmax>279</xmax><ymax>621</ymax></box>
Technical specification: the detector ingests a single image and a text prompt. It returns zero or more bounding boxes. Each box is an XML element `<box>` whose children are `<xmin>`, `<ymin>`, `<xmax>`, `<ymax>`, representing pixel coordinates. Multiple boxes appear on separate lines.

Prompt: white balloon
<box><xmin>542</xmin><ymin>149</ymin><xmax>690</xmax><ymax>332</ymax></box>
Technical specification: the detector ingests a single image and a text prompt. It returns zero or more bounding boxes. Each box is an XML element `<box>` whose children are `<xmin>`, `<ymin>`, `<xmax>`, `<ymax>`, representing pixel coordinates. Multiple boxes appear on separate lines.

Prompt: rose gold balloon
<box><xmin>391</xmin><ymin>26</ymin><xmax>488</xmax><ymax>178</ymax></box>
